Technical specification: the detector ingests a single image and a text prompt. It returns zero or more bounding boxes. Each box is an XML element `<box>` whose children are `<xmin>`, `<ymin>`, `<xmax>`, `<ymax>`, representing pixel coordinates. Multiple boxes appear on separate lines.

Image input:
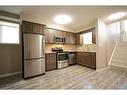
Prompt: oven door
<box><xmin>57</xmin><ymin>53</ymin><xmax>69</xmax><ymax>69</ymax></box>
<box><xmin>57</xmin><ymin>53</ymin><xmax>68</xmax><ymax>61</ymax></box>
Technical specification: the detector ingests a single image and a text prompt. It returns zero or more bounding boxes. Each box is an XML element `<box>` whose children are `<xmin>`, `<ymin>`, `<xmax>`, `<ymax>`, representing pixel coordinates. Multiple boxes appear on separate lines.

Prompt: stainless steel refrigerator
<box><xmin>23</xmin><ymin>33</ymin><xmax>45</xmax><ymax>78</ymax></box>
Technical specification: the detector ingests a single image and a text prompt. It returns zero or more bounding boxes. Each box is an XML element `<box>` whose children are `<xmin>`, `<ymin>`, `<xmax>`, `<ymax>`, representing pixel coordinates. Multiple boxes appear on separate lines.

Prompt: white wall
<box><xmin>96</xmin><ymin>19</ymin><xmax>107</xmax><ymax>70</ymax></box>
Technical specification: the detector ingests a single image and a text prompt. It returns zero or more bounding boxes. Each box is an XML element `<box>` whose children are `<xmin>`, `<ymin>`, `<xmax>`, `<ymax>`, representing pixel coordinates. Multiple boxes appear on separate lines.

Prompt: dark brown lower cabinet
<box><xmin>89</xmin><ymin>53</ymin><xmax>96</xmax><ymax>69</ymax></box>
<box><xmin>77</xmin><ymin>52</ymin><xmax>96</xmax><ymax>69</ymax></box>
<box><xmin>45</xmin><ymin>53</ymin><xmax>57</xmax><ymax>71</ymax></box>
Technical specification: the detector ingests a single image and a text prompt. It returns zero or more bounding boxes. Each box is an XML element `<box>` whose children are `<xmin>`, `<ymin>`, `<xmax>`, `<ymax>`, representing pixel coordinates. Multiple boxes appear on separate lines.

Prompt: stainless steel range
<box><xmin>52</xmin><ymin>47</ymin><xmax>69</xmax><ymax>69</ymax></box>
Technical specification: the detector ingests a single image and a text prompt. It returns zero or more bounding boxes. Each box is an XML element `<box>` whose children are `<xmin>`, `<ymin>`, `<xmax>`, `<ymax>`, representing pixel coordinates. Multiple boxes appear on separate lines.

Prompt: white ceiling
<box><xmin>0</xmin><ymin>6</ymin><xmax>127</xmax><ymax>32</ymax></box>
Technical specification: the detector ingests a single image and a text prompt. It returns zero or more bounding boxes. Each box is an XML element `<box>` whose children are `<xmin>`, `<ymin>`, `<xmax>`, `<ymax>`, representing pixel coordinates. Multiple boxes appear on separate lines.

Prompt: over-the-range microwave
<box><xmin>54</xmin><ymin>36</ymin><xmax>65</xmax><ymax>43</ymax></box>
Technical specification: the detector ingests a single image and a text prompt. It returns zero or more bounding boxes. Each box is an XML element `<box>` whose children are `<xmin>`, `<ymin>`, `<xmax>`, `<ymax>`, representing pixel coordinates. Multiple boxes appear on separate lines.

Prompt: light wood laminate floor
<box><xmin>0</xmin><ymin>65</ymin><xmax>127</xmax><ymax>89</ymax></box>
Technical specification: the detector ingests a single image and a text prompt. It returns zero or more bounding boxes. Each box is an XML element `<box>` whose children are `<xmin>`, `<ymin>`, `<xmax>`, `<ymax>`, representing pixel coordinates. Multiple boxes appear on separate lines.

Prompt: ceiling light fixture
<box><xmin>54</xmin><ymin>15</ymin><xmax>72</xmax><ymax>24</ymax></box>
<box><xmin>108</xmin><ymin>12</ymin><xmax>127</xmax><ymax>20</ymax></box>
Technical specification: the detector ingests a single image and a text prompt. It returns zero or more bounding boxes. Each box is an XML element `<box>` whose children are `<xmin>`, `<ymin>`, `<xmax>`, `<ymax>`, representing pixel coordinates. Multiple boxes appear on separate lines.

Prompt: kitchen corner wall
<box><xmin>96</xmin><ymin>20</ymin><xmax>107</xmax><ymax>70</ymax></box>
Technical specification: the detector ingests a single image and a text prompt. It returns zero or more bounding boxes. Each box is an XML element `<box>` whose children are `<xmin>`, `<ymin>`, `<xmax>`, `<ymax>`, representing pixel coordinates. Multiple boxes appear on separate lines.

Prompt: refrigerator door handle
<box><xmin>26</xmin><ymin>47</ymin><xmax>30</xmax><ymax>59</ymax></box>
<box><xmin>42</xmin><ymin>37</ymin><xmax>45</xmax><ymax>57</ymax></box>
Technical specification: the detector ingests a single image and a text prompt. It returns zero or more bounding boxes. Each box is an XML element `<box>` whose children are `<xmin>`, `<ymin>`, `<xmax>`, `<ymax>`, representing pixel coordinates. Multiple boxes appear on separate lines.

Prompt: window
<box><xmin>83</xmin><ymin>32</ymin><xmax>92</xmax><ymax>44</ymax></box>
<box><xmin>0</xmin><ymin>21</ymin><xmax>19</xmax><ymax>44</ymax></box>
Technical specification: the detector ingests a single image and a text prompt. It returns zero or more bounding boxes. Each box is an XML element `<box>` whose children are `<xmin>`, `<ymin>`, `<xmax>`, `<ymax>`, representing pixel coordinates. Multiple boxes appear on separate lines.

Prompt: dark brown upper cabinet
<box><xmin>65</xmin><ymin>32</ymin><xmax>70</xmax><ymax>44</ymax></box>
<box><xmin>75</xmin><ymin>33</ymin><xmax>83</xmax><ymax>45</ymax></box>
<box><xmin>22</xmin><ymin>21</ymin><xmax>45</xmax><ymax>34</ymax></box>
<box><xmin>65</xmin><ymin>32</ymin><xmax>76</xmax><ymax>44</ymax></box>
<box><xmin>45</xmin><ymin>28</ymin><xmax>55</xmax><ymax>44</ymax></box>
<box><xmin>54</xmin><ymin>29</ymin><xmax>66</xmax><ymax>38</ymax></box>
<box><xmin>92</xmin><ymin>28</ymin><xmax>96</xmax><ymax>44</ymax></box>
<box><xmin>45</xmin><ymin>28</ymin><xmax>76</xmax><ymax>44</ymax></box>
<box><xmin>70</xmin><ymin>33</ymin><xmax>76</xmax><ymax>44</ymax></box>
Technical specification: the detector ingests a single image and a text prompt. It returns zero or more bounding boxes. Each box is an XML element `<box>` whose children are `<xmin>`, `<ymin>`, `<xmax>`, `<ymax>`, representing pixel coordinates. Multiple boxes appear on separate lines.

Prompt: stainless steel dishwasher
<box><xmin>68</xmin><ymin>52</ymin><xmax>77</xmax><ymax>65</ymax></box>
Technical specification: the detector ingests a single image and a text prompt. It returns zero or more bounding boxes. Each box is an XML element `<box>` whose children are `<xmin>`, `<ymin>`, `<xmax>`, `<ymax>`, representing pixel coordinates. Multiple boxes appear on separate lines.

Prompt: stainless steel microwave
<box><xmin>55</xmin><ymin>36</ymin><xmax>65</xmax><ymax>43</ymax></box>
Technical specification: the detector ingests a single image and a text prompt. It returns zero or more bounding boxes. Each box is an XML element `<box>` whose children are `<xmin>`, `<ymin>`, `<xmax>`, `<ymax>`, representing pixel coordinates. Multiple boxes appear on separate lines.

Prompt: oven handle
<box><xmin>57</xmin><ymin>53</ymin><xmax>69</xmax><ymax>55</ymax></box>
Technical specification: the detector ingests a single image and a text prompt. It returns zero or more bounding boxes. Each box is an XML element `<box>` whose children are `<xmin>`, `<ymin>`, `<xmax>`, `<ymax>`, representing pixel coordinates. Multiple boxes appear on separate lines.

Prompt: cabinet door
<box><xmin>77</xmin><ymin>53</ymin><xmax>83</xmax><ymax>65</ymax></box>
<box><xmin>22</xmin><ymin>21</ymin><xmax>33</xmax><ymax>33</ymax></box>
<box><xmin>75</xmin><ymin>34</ymin><xmax>79</xmax><ymax>45</ymax></box>
<box><xmin>75</xmin><ymin>33</ymin><xmax>83</xmax><ymax>45</ymax></box>
<box><xmin>46</xmin><ymin>53</ymin><xmax>57</xmax><ymax>71</ymax></box>
<box><xmin>92</xmin><ymin>28</ymin><xmax>96</xmax><ymax>44</ymax></box>
<box><xmin>77</xmin><ymin>52</ymin><xmax>90</xmax><ymax>67</ymax></box>
<box><xmin>33</xmin><ymin>23</ymin><xmax>44</xmax><ymax>34</ymax></box>
<box><xmin>22</xmin><ymin>21</ymin><xmax>44</xmax><ymax>34</ymax></box>
<box><xmin>77</xmin><ymin>52</ymin><xmax>96</xmax><ymax>69</ymax></box>
<box><xmin>54</xmin><ymin>30</ymin><xmax>62</xmax><ymax>37</ymax></box>
<box><xmin>45</xmin><ymin>28</ymin><xmax>55</xmax><ymax>43</ymax></box>
<box><xmin>90</xmin><ymin>53</ymin><xmax>96</xmax><ymax>69</ymax></box>
<box><xmin>65</xmin><ymin>32</ymin><xmax>71</xmax><ymax>44</ymax></box>
<box><xmin>83</xmin><ymin>53</ymin><xmax>91</xmax><ymax>67</ymax></box>
<box><xmin>45</xmin><ymin>29</ymin><xmax>49</xmax><ymax>43</ymax></box>
<box><xmin>54</xmin><ymin>30</ymin><xmax>66</xmax><ymax>37</ymax></box>
<box><xmin>70</xmin><ymin>33</ymin><xmax>76</xmax><ymax>44</ymax></box>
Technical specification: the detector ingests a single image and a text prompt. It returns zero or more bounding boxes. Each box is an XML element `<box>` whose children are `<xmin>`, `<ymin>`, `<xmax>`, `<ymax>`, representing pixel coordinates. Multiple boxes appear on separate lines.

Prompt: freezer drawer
<box><xmin>24</xmin><ymin>59</ymin><xmax>45</xmax><ymax>78</ymax></box>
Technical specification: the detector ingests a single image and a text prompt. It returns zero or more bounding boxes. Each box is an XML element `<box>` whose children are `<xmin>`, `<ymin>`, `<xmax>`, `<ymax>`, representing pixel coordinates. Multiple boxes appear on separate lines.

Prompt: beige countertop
<box><xmin>45</xmin><ymin>50</ymin><xmax>96</xmax><ymax>54</ymax></box>
<box><xmin>76</xmin><ymin>50</ymin><xmax>96</xmax><ymax>52</ymax></box>
<box><xmin>45</xmin><ymin>52</ymin><xmax>57</xmax><ymax>54</ymax></box>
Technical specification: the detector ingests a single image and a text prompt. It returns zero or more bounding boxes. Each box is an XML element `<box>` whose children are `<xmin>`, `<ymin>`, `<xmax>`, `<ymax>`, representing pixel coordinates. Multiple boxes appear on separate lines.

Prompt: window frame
<box><xmin>80</xmin><ymin>28</ymin><xmax>95</xmax><ymax>45</ymax></box>
<box><xmin>83</xmin><ymin>31</ymin><xmax>93</xmax><ymax>45</ymax></box>
<box><xmin>0</xmin><ymin>20</ymin><xmax>20</xmax><ymax>45</ymax></box>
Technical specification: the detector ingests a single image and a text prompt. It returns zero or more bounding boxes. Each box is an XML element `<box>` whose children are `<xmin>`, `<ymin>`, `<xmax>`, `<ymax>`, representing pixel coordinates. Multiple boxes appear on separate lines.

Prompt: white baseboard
<box><xmin>0</xmin><ymin>71</ymin><xmax>22</xmax><ymax>78</ymax></box>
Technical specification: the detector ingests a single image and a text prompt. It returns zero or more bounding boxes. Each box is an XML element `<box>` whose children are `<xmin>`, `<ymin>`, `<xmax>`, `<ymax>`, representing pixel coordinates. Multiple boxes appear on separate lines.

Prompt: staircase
<box><xmin>110</xmin><ymin>42</ymin><xmax>127</xmax><ymax>68</ymax></box>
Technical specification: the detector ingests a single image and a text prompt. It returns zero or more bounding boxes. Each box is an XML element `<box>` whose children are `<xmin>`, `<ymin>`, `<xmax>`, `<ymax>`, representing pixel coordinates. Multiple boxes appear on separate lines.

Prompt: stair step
<box><xmin>112</xmin><ymin>58</ymin><xmax>127</xmax><ymax>62</ymax></box>
<box><xmin>110</xmin><ymin>62</ymin><xmax>127</xmax><ymax>68</ymax></box>
<box><xmin>111</xmin><ymin>58</ymin><xmax>127</xmax><ymax>63</ymax></box>
<box><xmin>110</xmin><ymin>42</ymin><xmax>127</xmax><ymax>68</ymax></box>
<box><xmin>116</xmin><ymin>48</ymin><xmax>127</xmax><ymax>50</ymax></box>
<box><xmin>110</xmin><ymin>65</ymin><xmax>127</xmax><ymax>71</ymax></box>
<box><xmin>116</xmin><ymin>44</ymin><xmax>127</xmax><ymax>46</ymax></box>
<box><xmin>112</xmin><ymin>52</ymin><xmax>127</xmax><ymax>57</ymax></box>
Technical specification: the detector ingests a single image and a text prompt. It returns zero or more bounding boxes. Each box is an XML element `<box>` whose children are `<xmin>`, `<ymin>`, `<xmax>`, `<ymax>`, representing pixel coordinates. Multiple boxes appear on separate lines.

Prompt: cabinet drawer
<box><xmin>46</xmin><ymin>64</ymin><xmax>56</xmax><ymax>71</ymax></box>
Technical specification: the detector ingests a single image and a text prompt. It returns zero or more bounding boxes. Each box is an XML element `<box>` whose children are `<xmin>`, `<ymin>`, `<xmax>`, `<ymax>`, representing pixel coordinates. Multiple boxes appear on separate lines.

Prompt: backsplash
<box><xmin>45</xmin><ymin>43</ymin><xmax>96</xmax><ymax>52</ymax></box>
<box><xmin>45</xmin><ymin>44</ymin><xmax>77</xmax><ymax>52</ymax></box>
<box><xmin>76</xmin><ymin>44</ymin><xmax>96</xmax><ymax>52</ymax></box>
